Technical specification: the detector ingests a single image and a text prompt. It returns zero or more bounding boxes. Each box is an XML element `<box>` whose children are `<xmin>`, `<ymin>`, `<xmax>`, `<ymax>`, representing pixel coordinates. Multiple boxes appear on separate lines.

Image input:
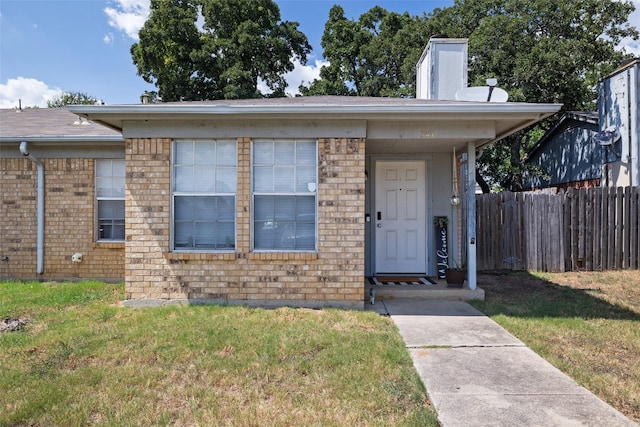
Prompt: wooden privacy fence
<box><xmin>476</xmin><ymin>187</ymin><xmax>640</xmax><ymax>272</ymax></box>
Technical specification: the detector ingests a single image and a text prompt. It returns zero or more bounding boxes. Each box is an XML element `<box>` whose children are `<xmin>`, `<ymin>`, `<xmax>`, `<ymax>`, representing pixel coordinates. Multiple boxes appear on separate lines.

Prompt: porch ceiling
<box><xmin>366</xmin><ymin>119</ymin><xmax>493</xmax><ymax>154</ymax></box>
<box><xmin>365</xmin><ymin>115</ymin><xmax>546</xmax><ymax>154</ymax></box>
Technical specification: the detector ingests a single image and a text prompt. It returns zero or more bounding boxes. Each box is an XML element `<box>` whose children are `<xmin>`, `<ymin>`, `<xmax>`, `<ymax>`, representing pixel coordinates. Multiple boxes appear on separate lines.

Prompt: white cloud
<box><xmin>258</xmin><ymin>58</ymin><xmax>328</xmax><ymax>96</ymax></box>
<box><xmin>616</xmin><ymin>0</ymin><xmax>640</xmax><ymax>56</ymax></box>
<box><xmin>103</xmin><ymin>32</ymin><xmax>115</xmax><ymax>45</ymax></box>
<box><xmin>101</xmin><ymin>1</ymin><xmax>327</xmax><ymax>96</ymax></box>
<box><xmin>284</xmin><ymin>58</ymin><xmax>328</xmax><ymax>96</ymax></box>
<box><xmin>0</xmin><ymin>77</ymin><xmax>62</xmax><ymax>108</ymax></box>
<box><xmin>104</xmin><ymin>0</ymin><xmax>150</xmax><ymax>41</ymax></box>
<box><xmin>620</xmin><ymin>38</ymin><xmax>640</xmax><ymax>56</ymax></box>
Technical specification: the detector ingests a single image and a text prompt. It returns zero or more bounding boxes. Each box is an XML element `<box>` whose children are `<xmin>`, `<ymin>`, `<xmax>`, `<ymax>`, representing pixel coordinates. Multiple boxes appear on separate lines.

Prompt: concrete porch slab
<box><xmin>365</xmin><ymin>280</ymin><xmax>485</xmax><ymax>302</ymax></box>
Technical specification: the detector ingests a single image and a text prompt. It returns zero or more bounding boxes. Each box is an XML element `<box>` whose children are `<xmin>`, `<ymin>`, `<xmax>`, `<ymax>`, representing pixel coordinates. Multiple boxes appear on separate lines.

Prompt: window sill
<box><xmin>247</xmin><ymin>252</ymin><xmax>318</xmax><ymax>261</ymax></box>
<box><xmin>165</xmin><ymin>252</ymin><xmax>237</xmax><ymax>261</ymax></box>
<box><xmin>93</xmin><ymin>241</ymin><xmax>125</xmax><ymax>249</ymax></box>
<box><xmin>163</xmin><ymin>251</ymin><xmax>319</xmax><ymax>262</ymax></box>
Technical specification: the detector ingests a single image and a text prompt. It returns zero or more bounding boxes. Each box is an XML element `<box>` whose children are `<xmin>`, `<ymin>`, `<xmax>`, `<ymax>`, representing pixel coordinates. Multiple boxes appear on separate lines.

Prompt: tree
<box><xmin>305</xmin><ymin>0</ymin><xmax>638</xmax><ymax>191</ymax></box>
<box><xmin>428</xmin><ymin>0</ymin><xmax>638</xmax><ymax>191</ymax></box>
<box><xmin>131</xmin><ymin>0</ymin><xmax>311</xmax><ymax>101</ymax></box>
<box><xmin>300</xmin><ymin>5</ymin><xmax>423</xmax><ymax>97</ymax></box>
<box><xmin>47</xmin><ymin>91</ymin><xmax>99</xmax><ymax>108</ymax></box>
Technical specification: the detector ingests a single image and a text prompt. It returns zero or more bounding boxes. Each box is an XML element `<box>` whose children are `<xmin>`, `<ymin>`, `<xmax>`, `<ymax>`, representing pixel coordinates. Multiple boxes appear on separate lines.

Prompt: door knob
<box><xmin>377</xmin><ymin>223</ymin><xmax>382</xmax><ymax>228</ymax></box>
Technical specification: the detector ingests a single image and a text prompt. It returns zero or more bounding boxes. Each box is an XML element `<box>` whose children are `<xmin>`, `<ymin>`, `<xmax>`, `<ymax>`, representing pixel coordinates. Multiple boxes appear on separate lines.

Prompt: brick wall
<box><xmin>124</xmin><ymin>137</ymin><xmax>365</xmax><ymax>309</ymax></box>
<box><xmin>0</xmin><ymin>159</ymin><xmax>37</xmax><ymax>279</ymax></box>
<box><xmin>0</xmin><ymin>158</ymin><xmax>124</xmax><ymax>281</ymax></box>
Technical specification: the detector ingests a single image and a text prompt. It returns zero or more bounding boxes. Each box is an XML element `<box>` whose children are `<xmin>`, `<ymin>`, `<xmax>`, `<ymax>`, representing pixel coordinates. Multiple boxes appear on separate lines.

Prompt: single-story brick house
<box><xmin>1</xmin><ymin>108</ymin><xmax>125</xmax><ymax>280</ymax></box>
<box><xmin>0</xmin><ymin>39</ymin><xmax>561</xmax><ymax>309</ymax></box>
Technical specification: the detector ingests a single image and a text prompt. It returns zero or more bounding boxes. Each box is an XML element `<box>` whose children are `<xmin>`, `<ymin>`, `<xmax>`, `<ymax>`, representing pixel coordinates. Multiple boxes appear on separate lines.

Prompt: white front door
<box><xmin>375</xmin><ymin>161</ymin><xmax>427</xmax><ymax>274</ymax></box>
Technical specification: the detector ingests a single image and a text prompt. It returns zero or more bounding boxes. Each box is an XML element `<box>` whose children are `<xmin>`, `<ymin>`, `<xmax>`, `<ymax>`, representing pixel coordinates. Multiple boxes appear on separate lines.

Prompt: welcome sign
<box><xmin>434</xmin><ymin>217</ymin><xmax>449</xmax><ymax>279</ymax></box>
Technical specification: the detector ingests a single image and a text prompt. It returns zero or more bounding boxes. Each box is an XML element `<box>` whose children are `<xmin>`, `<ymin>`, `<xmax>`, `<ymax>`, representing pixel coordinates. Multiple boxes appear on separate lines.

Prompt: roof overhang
<box><xmin>70</xmin><ymin>99</ymin><xmax>562</xmax><ymax>153</ymax></box>
<box><xmin>0</xmin><ymin>135</ymin><xmax>124</xmax><ymax>144</ymax></box>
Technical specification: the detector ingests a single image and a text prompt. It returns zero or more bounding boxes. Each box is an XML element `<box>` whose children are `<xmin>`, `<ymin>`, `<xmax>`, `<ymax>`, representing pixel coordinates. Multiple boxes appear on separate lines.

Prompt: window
<box><xmin>252</xmin><ymin>140</ymin><xmax>317</xmax><ymax>251</ymax></box>
<box><xmin>172</xmin><ymin>140</ymin><xmax>236</xmax><ymax>250</ymax></box>
<box><xmin>96</xmin><ymin>159</ymin><xmax>125</xmax><ymax>241</ymax></box>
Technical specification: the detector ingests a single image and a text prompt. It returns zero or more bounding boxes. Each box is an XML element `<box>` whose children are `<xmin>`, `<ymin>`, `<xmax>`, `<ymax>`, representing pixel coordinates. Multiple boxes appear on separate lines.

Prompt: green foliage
<box><xmin>300</xmin><ymin>5</ymin><xmax>427</xmax><ymax>97</ymax></box>
<box><xmin>443</xmin><ymin>0</ymin><xmax>638</xmax><ymax>191</ymax></box>
<box><xmin>306</xmin><ymin>0</ymin><xmax>638</xmax><ymax>191</ymax></box>
<box><xmin>46</xmin><ymin>91</ymin><xmax>98</xmax><ymax>108</ymax></box>
<box><xmin>131</xmin><ymin>0</ymin><xmax>311</xmax><ymax>101</ymax></box>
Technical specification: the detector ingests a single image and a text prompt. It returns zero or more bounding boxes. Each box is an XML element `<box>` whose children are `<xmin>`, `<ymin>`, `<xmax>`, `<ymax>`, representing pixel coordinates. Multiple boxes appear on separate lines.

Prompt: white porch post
<box><xmin>466</xmin><ymin>141</ymin><xmax>477</xmax><ymax>290</ymax></box>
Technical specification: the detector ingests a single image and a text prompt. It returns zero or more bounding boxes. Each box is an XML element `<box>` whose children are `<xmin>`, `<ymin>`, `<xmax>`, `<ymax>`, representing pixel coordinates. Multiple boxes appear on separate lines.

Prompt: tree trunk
<box><xmin>507</xmin><ymin>135</ymin><xmax>524</xmax><ymax>192</ymax></box>
<box><xmin>476</xmin><ymin>169</ymin><xmax>491</xmax><ymax>194</ymax></box>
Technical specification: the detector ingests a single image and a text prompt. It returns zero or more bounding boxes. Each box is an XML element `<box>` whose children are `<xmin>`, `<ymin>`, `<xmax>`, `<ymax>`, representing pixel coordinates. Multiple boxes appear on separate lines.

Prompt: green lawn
<box><xmin>0</xmin><ymin>280</ymin><xmax>437</xmax><ymax>426</ymax></box>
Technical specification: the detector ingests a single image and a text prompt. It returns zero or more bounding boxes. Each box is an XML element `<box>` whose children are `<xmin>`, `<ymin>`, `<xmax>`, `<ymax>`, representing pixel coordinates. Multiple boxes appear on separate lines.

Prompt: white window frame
<box><xmin>251</xmin><ymin>139</ymin><xmax>318</xmax><ymax>252</ymax></box>
<box><xmin>171</xmin><ymin>139</ymin><xmax>237</xmax><ymax>252</ymax></box>
<box><xmin>95</xmin><ymin>159</ymin><xmax>125</xmax><ymax>242</ymax></box>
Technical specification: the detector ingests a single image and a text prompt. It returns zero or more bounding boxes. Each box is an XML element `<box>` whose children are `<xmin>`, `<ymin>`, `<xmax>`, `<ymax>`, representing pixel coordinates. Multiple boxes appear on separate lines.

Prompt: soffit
<box><xmin>69</xmin><ymin>96</ymin><xmax>562</xmax><ymax>151</ymax></box>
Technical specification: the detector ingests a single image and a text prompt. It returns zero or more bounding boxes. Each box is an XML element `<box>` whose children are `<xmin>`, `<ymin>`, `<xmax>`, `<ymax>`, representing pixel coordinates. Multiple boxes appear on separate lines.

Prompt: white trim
<box><xmin>170</xmin><ymin>139</ymin><xmax>238</xmax><ymax>252</ymax></box>
<box><xmin>250</xmin><ymin>139</ymin><xmax>318</xmax><ymax>252</ymax></box>
<box><xmin>466</xmin><ymin>142</ymin><xmax>477</xmax><ymax>290</ymax></box>
<box><xmin>95</xmin><ymin>159</ymin><xmax>125</xmax><ymax>242</ymax></box>
<box><xmin>70</xmin><ymin>101</ymin><xmax>562</xmax><ymax>135</ymax></box>
<box><xmin>372</xmin><ymin>159</ymin><xmax>429</xmax><ymax>275</ymax></box>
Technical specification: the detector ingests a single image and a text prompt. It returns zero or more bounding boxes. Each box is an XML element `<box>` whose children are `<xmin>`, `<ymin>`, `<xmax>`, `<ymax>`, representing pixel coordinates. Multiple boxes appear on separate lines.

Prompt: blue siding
<box><xmin>525</xmin><ymin>115</ymin><xmax>600</xmax><ymax>189</ymax></box>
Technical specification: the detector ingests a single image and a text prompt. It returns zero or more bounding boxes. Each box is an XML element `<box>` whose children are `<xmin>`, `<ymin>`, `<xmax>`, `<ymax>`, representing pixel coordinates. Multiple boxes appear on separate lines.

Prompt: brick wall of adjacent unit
<box><xmin>0</xmin><ymin>158</ymin><xmax>124</xmax><ymax>281</ymax></box>
<box><xmin>124</xmin><ymin>137</ymin><xmax>366</xmax><ymax>309</ymax></box>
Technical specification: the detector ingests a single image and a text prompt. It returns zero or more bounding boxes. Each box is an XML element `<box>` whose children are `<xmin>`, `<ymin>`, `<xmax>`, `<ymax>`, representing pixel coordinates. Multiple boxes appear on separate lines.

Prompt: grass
<box><xmin>472</xmin><ymin>270</ymin><xmax>640</xmax><ymax>423</ymax></box>
<box><xmin>0</xmin><ymin>280</ymin><xmax>437</xmax><ymax>426</ymax></box>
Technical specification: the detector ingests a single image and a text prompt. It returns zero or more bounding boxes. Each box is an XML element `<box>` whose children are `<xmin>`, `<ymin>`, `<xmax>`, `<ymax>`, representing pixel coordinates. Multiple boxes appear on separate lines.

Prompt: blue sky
<box><xmin>1</xmin><ymin>0</ymin><xmax>638</xmax><ymax>108</ymax></box>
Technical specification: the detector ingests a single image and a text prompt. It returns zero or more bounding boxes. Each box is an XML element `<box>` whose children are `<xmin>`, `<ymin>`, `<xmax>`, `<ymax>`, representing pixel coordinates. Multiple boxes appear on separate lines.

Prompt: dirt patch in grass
<box><xmin>0</xmin><ymin>317</ymin><xmax>30</xmax><ymax>333</ymax></box>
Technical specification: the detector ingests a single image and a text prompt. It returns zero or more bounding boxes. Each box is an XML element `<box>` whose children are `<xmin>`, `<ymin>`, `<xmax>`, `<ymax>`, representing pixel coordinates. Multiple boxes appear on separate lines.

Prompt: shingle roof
<box><xmin>0</xmin><ymin>107</ymin><xmax>121</xmax><ymax>138</ymax></box>
<box><xmin>157</xmin><ymin>95</ymin><xmax>475</xmax><ymax>107</ymax></box>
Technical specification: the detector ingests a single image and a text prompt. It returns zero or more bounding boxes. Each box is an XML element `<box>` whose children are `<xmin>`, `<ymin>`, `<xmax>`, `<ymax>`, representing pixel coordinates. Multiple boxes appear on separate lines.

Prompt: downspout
<box><xmin>19</xmin><ymin>141</ymin><xmax>44</xmax><ymax>274</ymax></box>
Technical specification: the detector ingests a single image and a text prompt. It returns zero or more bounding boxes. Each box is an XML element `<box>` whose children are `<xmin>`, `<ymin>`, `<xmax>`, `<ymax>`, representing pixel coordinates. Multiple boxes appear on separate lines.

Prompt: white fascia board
<box><xmin>0</xmin><ymin>135</ymin><xmax>124</xmax><ymax>144</ymax></box>
<box><xmin>70</xmin><ymin>102</ymin><xmax>561</xmax><ymax>116</ymax></box>
<box><xmin>70</xmin><ymin>102</ymin><xmax>562</xmax><ymax>133</ymax></box>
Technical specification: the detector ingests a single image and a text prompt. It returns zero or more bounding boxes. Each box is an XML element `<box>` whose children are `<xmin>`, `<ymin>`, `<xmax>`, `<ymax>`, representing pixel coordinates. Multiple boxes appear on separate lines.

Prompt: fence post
<box><xmin>631</xmin><ymin>187</ymin><xmax>639</xmax><ymax>269</ymax></box>
<box><xmin>608</xmin><ymin>187</ymin><xmax>616</xmax><ymax>269</ymax></box>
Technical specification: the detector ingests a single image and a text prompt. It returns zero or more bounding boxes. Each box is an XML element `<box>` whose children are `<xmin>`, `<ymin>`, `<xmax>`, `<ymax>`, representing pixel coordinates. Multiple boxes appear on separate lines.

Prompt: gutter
<box><xmin>70</xmin><ymin>102</ymin><xmax>562</xmax><ymax>117</ymax></box>
<box><xmin>19</xmin><ymin>141</ymin><xmax>44</xmax><ymax>274</ymax></box>
<box><xmin>0</xmin><ymin>135</ymin><xmax>123</xmax><ymax>144</ymax></box>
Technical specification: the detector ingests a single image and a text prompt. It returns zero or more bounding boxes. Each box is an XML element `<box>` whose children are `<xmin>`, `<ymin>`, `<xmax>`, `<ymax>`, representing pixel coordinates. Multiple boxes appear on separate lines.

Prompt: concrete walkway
<box><xmin>367</xmin><ymin>299</ymin><xmax>638</xmax><ymax>427</ymax></box>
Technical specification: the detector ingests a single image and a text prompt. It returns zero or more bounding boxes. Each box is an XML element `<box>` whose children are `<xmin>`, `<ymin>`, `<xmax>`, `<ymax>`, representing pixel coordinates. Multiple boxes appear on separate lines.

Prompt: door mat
<box><xmin>368</xmin><ymin>276</ymin><xmax>436</xmax><ymax>285</ymax></box>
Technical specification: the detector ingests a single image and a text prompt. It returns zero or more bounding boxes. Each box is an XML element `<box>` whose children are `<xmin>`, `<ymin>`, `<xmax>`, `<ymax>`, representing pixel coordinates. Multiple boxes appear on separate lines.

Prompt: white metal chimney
<box><xmin>416</xmin><ymin>37</ymin><xmax>468</xmax><ymax>100</ymax></box>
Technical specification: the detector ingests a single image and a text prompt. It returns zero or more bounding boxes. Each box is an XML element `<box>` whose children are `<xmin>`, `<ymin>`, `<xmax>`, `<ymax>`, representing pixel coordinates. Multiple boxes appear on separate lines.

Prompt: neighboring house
<box><xmin>0</xmin><ymin>38</ymin><xmax>561</xmax><ymax>309</ymax></box>
<box><xmin>524</xmin><ymin>112</ymin><xmax>602</xmax><ymax>190</ymax></box>
<box><xmin>599</xmin><ymin>58</ymin><xmax>640</xmax><ymax>187</ymax></box>
<box><xmin>525</xmin><ymin>58</ymin><xmax>640</xmax><ymax>190</ymax></box>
